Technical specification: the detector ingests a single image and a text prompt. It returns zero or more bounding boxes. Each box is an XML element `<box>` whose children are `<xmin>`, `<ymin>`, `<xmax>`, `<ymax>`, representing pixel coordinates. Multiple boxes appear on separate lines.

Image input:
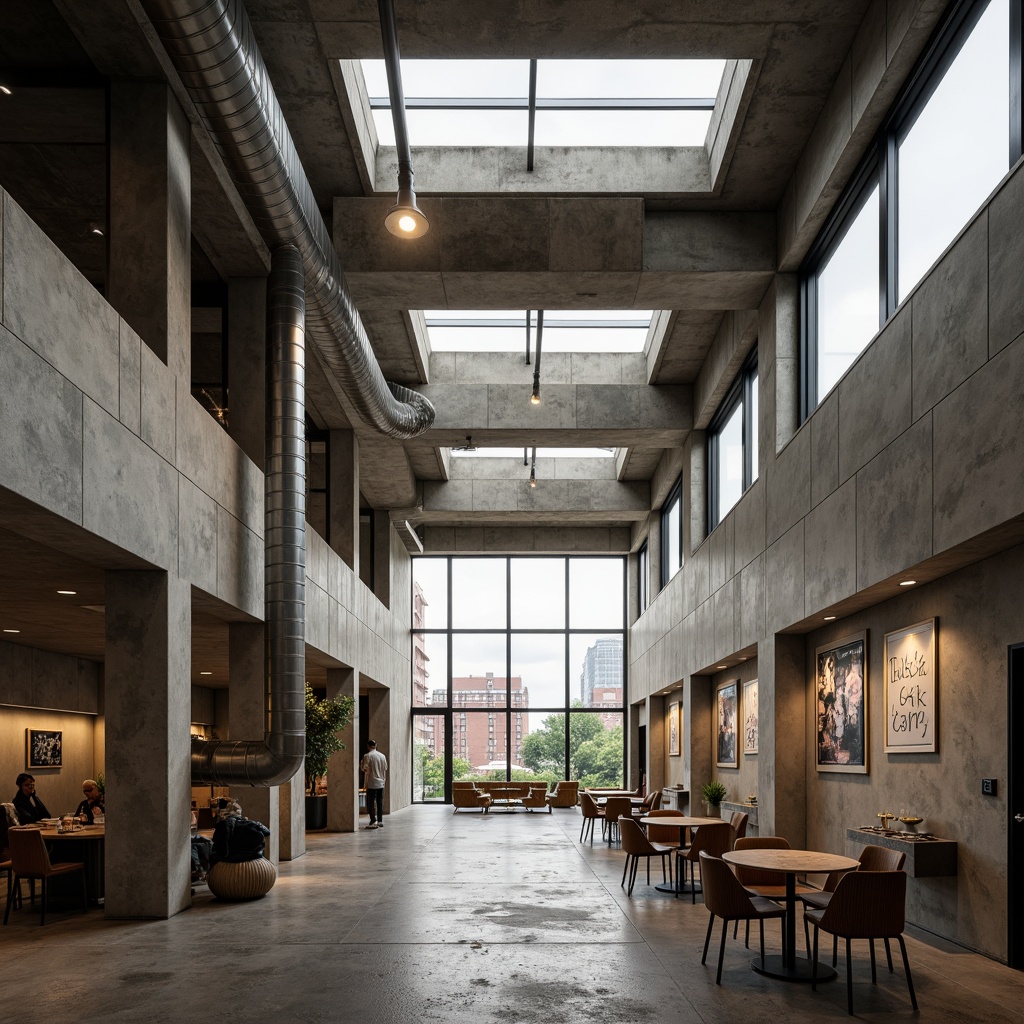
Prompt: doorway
<box><xmin>1009</xmin><ymin>642</ymin><xmax>1024</xmax><ymax>968</ymax></box>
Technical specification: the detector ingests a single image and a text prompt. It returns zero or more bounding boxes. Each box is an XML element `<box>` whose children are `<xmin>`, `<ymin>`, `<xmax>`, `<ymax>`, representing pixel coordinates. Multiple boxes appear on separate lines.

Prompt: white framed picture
<box><xmin>884</xmin><ymin>618</ymin><xmax>937</xmax><ymax>754</ymax></box>
<box><xmin>742</xmin><ymin>679</ymin><xmax>758</xmax><ymax>755</ymax></box>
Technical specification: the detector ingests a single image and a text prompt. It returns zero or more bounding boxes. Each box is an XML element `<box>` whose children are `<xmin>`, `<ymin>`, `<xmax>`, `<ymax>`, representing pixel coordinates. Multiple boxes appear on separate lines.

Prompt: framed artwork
<box><xmin>742</xmin><ymin>679</ymin><xmax>759</xmax><ymax>755</ymax></box>
<box><xmin>815</xmin><ymin>632</ymin><xmax>868</xmax><ymax>773</ymax></box>
<box><xmin>716</xmin><ymin>681</ymin><xmax>739</xmax><ymax>768</ymax></box>
<box><xmin>27</xmin><ymin>729</ymin><xmax>62</xmax><ymax>768</ymax></box>
<box><xmin>668</xmin><ymin>701</ymin><xmax>680</xmax><ymax>756</ymax></box>
<box><xmin>884</xmin><ymin>618</ymin><xmax>937</xmax><ymax>754</ymax></box>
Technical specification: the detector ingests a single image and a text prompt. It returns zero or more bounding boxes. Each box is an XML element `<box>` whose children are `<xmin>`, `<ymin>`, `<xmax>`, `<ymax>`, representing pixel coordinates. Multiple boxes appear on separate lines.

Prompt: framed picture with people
<box><xmin>815</xmin><ymin>632</ymin><xmax>868</xmax><ymax>773</ymax></box>
<box><xmin>716</xmin><ymin>681</ymin><xmax>739</xmax><ymax>768</ymax></box>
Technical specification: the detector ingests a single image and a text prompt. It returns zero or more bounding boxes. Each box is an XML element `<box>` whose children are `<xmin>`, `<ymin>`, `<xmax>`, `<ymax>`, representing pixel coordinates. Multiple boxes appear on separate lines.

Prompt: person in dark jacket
<box><xmin>13</xmin><ymin>773</ymin><xmax>50</xmax><ymax>824</ymax></box>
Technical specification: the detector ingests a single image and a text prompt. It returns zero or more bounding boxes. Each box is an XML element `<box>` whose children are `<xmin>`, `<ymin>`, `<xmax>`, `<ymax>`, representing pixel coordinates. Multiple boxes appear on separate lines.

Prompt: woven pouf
<box><xmin>207</xmin><ymin>857</ymin><xmax>277</xmax><ymax>900</ymax></box>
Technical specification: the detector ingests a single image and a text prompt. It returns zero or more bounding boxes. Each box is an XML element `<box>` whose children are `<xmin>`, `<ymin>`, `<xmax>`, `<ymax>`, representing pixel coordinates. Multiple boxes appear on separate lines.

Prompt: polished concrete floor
<box><xmin>1</xmin><ymin>805</ymin><xmax>1023</xmax><ymax>1022</ymax></box>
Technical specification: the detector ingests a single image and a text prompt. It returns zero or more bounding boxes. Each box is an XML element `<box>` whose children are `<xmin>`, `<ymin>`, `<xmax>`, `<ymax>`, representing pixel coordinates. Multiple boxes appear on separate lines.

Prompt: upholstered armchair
<box><xmin>452</xmin><ymin>782</ymin><xmax>491</xmax><ymax>813</ymax></box>
<box><xmin>544</xmin><ymin>780</ymin><xmax>580</xmax><ymax>809</ymax></box>
<box><xmin>521</xmin><ymin>783</ymin><xmax>550</xmax><ymax>811</ymax></box>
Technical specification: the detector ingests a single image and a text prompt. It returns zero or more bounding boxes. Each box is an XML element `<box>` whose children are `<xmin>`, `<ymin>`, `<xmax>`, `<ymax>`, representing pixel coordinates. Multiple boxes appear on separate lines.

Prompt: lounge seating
<box><xmin>545</xmin><ymin>781</ymin><xmax>579</xmax><ymax>809</ymax></box>
<box><xmin>521</xmin><ymin>783</ymin><xmax>550</xmax><ymax>811</ymax></box>
<box><xmin>452</xmin><ymin>782</ymin><xmax>491</xmax><ymax>813</ymax></box>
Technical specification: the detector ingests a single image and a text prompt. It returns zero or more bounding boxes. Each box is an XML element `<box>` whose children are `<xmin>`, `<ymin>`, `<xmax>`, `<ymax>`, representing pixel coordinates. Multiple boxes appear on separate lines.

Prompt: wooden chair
<box><xmin>728</xmin><ymin>810</ymin><xmax>748</xmax><ymax>846</ymax></box>
<box><xmin>619</xmin><ymin>818</ymin><xmax>674</xmax><ymax>895</ymax></box>
<box><xmin>678</xmin><ymin>821</ymin><xmax>732</xmax><ymax>902</ymax></box>
<box><xmin>602</xmin><ymin>797</ymin><xmax>633</xmax><ymax>845</ymax></box>
<box><xmin>3</xmin><ymin>827</ymin><xmax>87</xmax><ymax>925</ymax></box>
<box><xmin>641</xmin><ymin>810</ymin><xmax>680</xmax><ymax>887</ymax></box>
<box><xmin>801</xmin><ymin>845</ymin><xmax>906</xmax><ymax>968</ymax></box>
<box><xmin>579</xmin><ymin>792</ymin><xmax>601</xmax><ymax>844</ymax></box>
<box><xmin>807</xmin><ymin>870</ymin><xmax>918</xmax><ymax>1015</ymax></box>
<box><xmin>699</xmin><ymin>851</ymin><xmax>787</xmax><ymax>984</ymax></box>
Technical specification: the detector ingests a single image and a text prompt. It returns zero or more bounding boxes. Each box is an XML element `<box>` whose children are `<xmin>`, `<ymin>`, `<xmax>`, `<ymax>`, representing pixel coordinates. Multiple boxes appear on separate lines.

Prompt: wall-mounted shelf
<box><xmin>847</xmin><ymin>827</ymin><xmax>958</xmax><ymax>877</ymax></box>
<box><xmin>722</xmin><ymin>800</ymin><xmax>759</xmax><ymax>828</ymax></box>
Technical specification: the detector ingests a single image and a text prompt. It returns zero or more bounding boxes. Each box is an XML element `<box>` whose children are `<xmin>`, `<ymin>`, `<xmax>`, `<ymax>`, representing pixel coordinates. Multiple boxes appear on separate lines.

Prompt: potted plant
<box><xmin>304</xmin><ymin>684</ymin><xmax>355</xmax><ymax>831</ymax></box>
<box><xmin>700</xmin><ymin>780</ymin><xmax>727</xmax><ymax>818</ymax></box>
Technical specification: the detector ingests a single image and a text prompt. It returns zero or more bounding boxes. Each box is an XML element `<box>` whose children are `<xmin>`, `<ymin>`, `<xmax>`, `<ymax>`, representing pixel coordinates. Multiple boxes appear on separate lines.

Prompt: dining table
<box><xmin>722</xmin><ymin>847</ymin><xmax>859</xmax><ymax>982</ymax></box>
<box><xmin>35</xmin><ymin>822</ymin><xmax>106</xmax><ymax>904</ymax></box>
<box><xmin>639</xmin><ymin>815</ymin><xmax>723</xmax><ymax>894</ymax></box>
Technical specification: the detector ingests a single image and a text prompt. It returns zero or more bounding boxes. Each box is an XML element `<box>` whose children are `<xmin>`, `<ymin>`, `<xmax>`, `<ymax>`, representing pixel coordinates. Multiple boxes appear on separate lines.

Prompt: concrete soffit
<box><xmin>334</xmin><ymin>58</ymin><xmax>756</xmax><ymax>198</ymax></box>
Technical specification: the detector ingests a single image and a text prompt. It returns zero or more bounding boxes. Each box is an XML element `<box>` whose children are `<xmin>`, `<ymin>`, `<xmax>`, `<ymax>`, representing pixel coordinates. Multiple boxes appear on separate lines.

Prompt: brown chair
<box><xmin>619</xmin><ymin>818</ymin><xmax>674</xmax><ymax>895</ymax></box>
<box><xmin>731</xmin><ymin>836</ymin><xmax>814</xmax><ymax>951</ymax></box>
<box><xmin>699</xmin><ymin>851</ymin><xmax>787</xmax><ymax>984</ymax></box>
<box><xmin>545</xmin><ymin>781</ymin><xmax>579</xmax><ymax>809</ymax></box>
<box><xmin>602</xmin><ymin>797</ymin><xmax>633</xmax><ymax>845</ymax></box>
<box><xmin>643</xmin><ymin>809</ymin><xmax>683</xmax><ymax>844</ymax></box>
<box><xmin>0</xmin><ymin>813</ymin><xmax>18</xmax><ymax>913</ymax></box>
<box><xmin>521</xmin><ymin>783</ymin><xmax>549</xmax><ymax>812</ymax></box>
<box><xmin>579</xmin><ymin>792</ymin><xmax>601</xmax><ymax>844</ymax></box>
<box><xmin>452</xmin><ymin>781</ymin><xmax>491</xmax><ymax>814</ymax></box>
<box><xmin>728</xmin><ymin>810</ymin><xmax>748</xmax><ymax>846</ymax></box>
<box><xmin>807</xmin><ymin>870</ymin><xmax>918</xmax><ymax>1015</ymax></box>
<box><xmin>801</xmin><ymin>845</ymin><xmax>906</xmax><ymax>968</ymax></box>
<box><xmin>631</xmin><ymin>790</ymin><xmax>661</xmax><ymax>821</ymax></box>
<box><xmin>3</xmin><ymin>827</ymin><xmax>87</xmax><ymax>925</ymax></box>
<box><xmin>678</xmin><ymin>821</ymin><xmax>732</xmax><ymax>902</ymax></box>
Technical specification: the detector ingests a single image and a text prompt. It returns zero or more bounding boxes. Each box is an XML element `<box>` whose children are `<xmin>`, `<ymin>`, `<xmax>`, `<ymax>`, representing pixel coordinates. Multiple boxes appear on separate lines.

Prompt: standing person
<box><xmin>360</xmin><ymin>740</ymin><xmax>387</xmax><ymax>829</ymax></box>
<box><xmin>12</xmin><ymin>773</ymin><xmax>50</xmax><ymax>825</ymax></box>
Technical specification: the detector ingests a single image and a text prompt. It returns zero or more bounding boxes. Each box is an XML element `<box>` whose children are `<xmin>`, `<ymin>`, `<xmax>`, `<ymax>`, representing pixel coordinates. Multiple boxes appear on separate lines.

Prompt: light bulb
<box><xmin>398</xmin><ymin>215</ymin><xmax>416</xmax><ymax>233</ymax></box>
<box><xmin>530</xmin><ymin>393</ymin><xmax>540</xmax><ymax>405</ymax></box>
<box><xmin>529</xmin><ymin>476</ymin><xmax>537</xmax><ymax>489</ymax></box>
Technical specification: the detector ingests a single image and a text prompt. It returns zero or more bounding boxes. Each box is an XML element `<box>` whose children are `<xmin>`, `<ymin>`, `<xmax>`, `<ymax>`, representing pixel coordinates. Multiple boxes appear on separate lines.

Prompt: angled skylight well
<box><xmin>451</xmin><ymin>447</ymin><xmax>616</xmax><ymax>459</ymax></box>
<box><xmin>424</xmin><ymin>310</ymin><xmax>654</xmax><ymax>353</ymax></box>
<box><xmin>360</xmin><ymin>58</ymin><xmax>725</xmax><ymax>150</ymax></box>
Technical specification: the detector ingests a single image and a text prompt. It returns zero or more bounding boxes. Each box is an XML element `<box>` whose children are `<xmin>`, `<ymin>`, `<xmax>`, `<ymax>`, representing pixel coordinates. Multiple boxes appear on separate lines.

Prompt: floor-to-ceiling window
<box><xmin>411</xmin><ymin>555</ymin><xmax>626</xmax><ymax>801</ymax></box>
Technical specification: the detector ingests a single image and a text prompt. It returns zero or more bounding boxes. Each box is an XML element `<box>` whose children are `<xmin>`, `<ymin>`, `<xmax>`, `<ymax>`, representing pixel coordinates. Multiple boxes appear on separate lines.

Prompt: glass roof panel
<box><xmin>451</xmin><ymin>447</ymin><xmax>616</xmax><ymax>458</ymax></box>
<box><xmin>535</xmin><ymin>109</ymin><xmax>711</xmax><ymax>147</ymax></box>
<box><xmin>424</xmin><ymin>310</ymin><xmax>653</xmax><ymax>352</ymax></box>
<box><xmin>372</xmin><ymin>109</ymin><xmax>528</xmax><ymax>147</ymax></box>
<box><xmin>535</xmin><ymin>59</ymin><xmax>725</xmax><ymax>99</ymax></box>
<box><xmin>362</xmin><ymin>59</ymin><xmax>529</xmax><ymax>99</ymax></box>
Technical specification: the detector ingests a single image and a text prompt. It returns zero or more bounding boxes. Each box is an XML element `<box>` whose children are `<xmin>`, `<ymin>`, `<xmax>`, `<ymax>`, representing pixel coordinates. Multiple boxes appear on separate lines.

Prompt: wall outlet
<box><xmin>981</xmin><ymin>778</ymin><xmax>997</xmax><ymax>796</ymax></box>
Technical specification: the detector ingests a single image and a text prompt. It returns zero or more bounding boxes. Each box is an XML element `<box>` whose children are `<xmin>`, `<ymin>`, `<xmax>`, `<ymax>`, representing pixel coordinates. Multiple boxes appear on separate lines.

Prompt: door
<box><xmin>1009</xmin><ymin>642</ymin><xmax>1024</xmax><ymax>968</ymax></box>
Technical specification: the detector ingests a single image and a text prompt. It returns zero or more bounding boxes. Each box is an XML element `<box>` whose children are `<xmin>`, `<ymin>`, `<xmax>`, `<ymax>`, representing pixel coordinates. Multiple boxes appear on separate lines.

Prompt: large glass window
<box><xmin>660</xmin><ymin>477</ymin><xmax>683</xmax><ymax>586</ymax></box>
<box><xmin>410</xmin><ymin>556</ymin><xmax>626</xmax><ymax>797</ymax></box>
<box><xmin>637</xmin><ymin>542</ymin><xmax>649</xmax><ymax>615</ymax></box>
<box><xmin>803</xmin><ymin>0</ymin><xmax>1019</xmax><ymax>413</ymax></box>
<box><xmin>708</xmin><ymin>350</ymin><xmax>759</xmax><ymax>530</ymax></box>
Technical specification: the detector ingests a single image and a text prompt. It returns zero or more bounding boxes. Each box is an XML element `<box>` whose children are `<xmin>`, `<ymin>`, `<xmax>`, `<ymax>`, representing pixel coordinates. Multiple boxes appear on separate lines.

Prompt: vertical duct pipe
<box><xmin>531</xmin><ymin>310</ymin><xmax>545</xmax><ymax>404</ymax></box>
<box><xmin>191</xmin><ymin>245</ymin><xmax>307</xmax><ymax>786</ymax></box>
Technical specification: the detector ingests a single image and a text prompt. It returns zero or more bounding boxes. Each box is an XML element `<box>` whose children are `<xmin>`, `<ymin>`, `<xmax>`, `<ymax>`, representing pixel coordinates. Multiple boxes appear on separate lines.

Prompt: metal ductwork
<box><xmin>192</xmin><ymin>245</ymin><xmax>307</xmax><ymax>787</ymax></box>
<box><xmin>140</xmin><ymin>0</ymin><xmax>435</xmax><ymax>439</ymax></box>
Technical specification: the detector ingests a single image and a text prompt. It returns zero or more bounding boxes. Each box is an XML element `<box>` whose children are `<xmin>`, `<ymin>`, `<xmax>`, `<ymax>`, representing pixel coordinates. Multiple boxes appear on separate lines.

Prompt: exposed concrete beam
<box><xmin>420</xmin><ymin>524</ymin><xmax>633</xmax><ymax>554</ymax></box>
<box><xmin>694</xmin><ymin>309</ymin><xmax>759</xmax><ymax>428</ymax></box>
<box><xmin>334</xmin><ymin>199</ymin><xmax>775</xmax><ymax>311</ymax></box>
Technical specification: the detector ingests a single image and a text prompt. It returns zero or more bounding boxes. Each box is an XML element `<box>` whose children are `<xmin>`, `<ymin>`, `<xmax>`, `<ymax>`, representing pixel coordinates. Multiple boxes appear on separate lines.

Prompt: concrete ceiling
<box><xmin>0</xmin><ymin>0</ymin><xmax>900</xmax><ymax>665</ymax></box>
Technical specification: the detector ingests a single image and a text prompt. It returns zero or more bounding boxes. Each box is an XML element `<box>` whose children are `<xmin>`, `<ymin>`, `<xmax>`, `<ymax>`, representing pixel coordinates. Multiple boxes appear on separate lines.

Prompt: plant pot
<box><xmin>704</xmin><ymin>802</ymin><xmax>721</xmax><ymax>818</ymax></box>
<box><xmin>305</xmin><ymin>794</ymin><xmax>327</xmax><ymax>831</ymax></box>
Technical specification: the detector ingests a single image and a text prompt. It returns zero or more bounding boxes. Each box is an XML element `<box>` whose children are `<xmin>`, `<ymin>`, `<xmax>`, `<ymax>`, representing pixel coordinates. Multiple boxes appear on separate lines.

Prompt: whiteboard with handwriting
<box><xmin>884</xmin><ymin>619</ymin><xmax>937</xmax><ymax>754</ymax></box>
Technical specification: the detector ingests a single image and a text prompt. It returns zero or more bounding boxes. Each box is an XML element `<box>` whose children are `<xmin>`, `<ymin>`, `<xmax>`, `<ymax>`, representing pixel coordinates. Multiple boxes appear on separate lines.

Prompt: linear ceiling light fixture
<box><xmin>531</xmin><ymin>310</ymin><xmax>544</xmax><ymax>404</ymax></box>
<box><xmin>378</xmin><ymin>0</ymin><xmax>429</xmax><ymax>239</ymax></box>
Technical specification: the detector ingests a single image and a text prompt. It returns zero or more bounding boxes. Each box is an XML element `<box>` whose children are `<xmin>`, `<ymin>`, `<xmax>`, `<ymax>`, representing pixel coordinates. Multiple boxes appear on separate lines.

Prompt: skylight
<box><xmin>451</xmin><ymin>447</ymin><xmax>615</xmax><ymax>459</ymax></box>
<box><xmin>361</xmin><ymin>59</ymin><xmax>725</xmax><ymax>151</ymax></box>
<box><xmin>424</xmin><ymin>310</ymin><xmax>653</xmax><ymax>353</ymax></box>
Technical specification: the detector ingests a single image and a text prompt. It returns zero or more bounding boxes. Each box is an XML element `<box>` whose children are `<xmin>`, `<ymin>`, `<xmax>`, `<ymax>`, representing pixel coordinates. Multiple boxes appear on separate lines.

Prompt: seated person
<box><xmin>190</xmin><ymin>811</ymin><xmax>213</xmax><ymax>883</ymax></box>
<box><xmin>213</xmin><ymin>796</ymin><xmax>243</xmax><ymax>821</ymax></box>
<box><xmin>12</xmin><ymin>772</ymin><xmax>50</xmax><ymax>825</ymax></box>
<box><xmin>75</xmin><ymin>779</ymin><xmax>105</xmax><ymax>823</ymax></box>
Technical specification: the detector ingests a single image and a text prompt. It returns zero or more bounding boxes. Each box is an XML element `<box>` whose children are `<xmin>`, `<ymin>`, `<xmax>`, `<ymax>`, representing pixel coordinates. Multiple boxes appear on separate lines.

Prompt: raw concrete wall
<box><xmin>629</xmin><ymin>130</ymin><xmax>1024</xmax><ymax>960</ymax></box>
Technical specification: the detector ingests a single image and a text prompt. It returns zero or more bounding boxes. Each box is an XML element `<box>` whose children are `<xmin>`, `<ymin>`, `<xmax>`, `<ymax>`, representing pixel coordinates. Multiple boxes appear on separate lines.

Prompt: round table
<box><xmin>640</xmin><ymin>815</ymin><xmax>724</xmax><ymax>894</ymax></box>
<box><xmin>35</xmin><ymin>824</ymin><xmax>106</xmax><ymax>904</ymax></box>
<box><xmin>722</xmin><ymin>848</ymin><xmax>859</xmax><ymax>982</ymax></box>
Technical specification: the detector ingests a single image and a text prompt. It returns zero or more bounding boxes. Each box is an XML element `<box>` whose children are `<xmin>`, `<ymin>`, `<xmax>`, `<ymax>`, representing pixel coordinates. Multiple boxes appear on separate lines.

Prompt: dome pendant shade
<box><xmin>385</xmin><ymin>187</ymin><xmax>429</xmax><ymax>238</ymax></box>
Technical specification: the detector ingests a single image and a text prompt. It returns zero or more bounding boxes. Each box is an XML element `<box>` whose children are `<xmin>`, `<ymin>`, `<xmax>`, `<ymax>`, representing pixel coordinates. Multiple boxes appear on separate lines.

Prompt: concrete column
<box><xmin>689</xmin><ymin>430</ymin><xmax>707</xmax><ymax>554</ymax></box>
<box><xmin>227</xmin><ymin>623</ymin><xmax>279</xmax><ymax>864</ymax></box>
<box><xmin>372</xmin><ymin>512</ymin><xmax>392</xmax><ymax>608</ymax></box>
<box><xmin>279</xmin><ymin>770</ymin><xmax>306</xmax><ymax>861</ymax></box>
<box><xmin>328</xmin><ymin>430</ymin><xmax>360</xmax><ymax>571</ymax></box>
<box><xmin>227</xmin><ymin>277</ymin><xmax>267</xmax><ymax>468</ymax></box>
<box><xmin>104</xmin><ymin>570</ymin><xmax>191</xmax><ymax>918</ymax></box>
<box><xmin>645</xmin><ymin>695</ymin><xmax>666</xmax><ymax>792</ymax></box>
<box><xmin>685</xmin><ymin>675</ymin><xmax>713</xmax><ymax>816</ymax></box>
<box><xmin>108</xmin><ymin>82</ymin><xmax>191</xmax><ymax>383</ymax></box>
<box><xmin>326</xmin><ymin>667</ymin><xmax>359</xmax><ymax>832</ymax></box>
<box><xmin>757</xmin><ymin>633</ymin><xmax>806</xmax><ymax>844</ymax></box>
<box><xmin>365</xmin><ymin>687</ymin><xmax>392</xmax><ymax>815</ymax></box>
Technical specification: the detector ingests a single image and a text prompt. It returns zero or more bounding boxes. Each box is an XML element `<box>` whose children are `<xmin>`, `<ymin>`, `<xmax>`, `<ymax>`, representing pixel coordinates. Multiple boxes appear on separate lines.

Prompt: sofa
<box><xmin>452</xmin><ymin>781</ymin><xmax>491</xmax><ymax>813</ymax></box>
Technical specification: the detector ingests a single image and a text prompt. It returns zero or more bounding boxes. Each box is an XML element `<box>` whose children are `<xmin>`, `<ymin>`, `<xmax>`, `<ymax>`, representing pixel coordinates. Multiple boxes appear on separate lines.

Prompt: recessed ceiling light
<box><xmin>899</xmin><ymin>580</ymin><xmax>916</xmax><ymax>587</ymax></box>
<box><xmin>0</xmin><ymin>85</ymin><xmax>11</xmax><ymax>96</ymax></box>
<box><xmin>738</xmin><ymin>657</ymin><xmax>747</xmax><ymax>662</ymax></box>
<box><xmin>824</xmin><ymin>615</ymin><xmax>836</xmax><ymax>621</ymax></box>
<box><xmin>57</xmin><ymin>590</ymin><xmax>77</xmax><ymax>595</ymax></box>
<box><xmin>3</xmin><ymin>628</ymin><xmax>20</xmax><ymax>633</ymax></box>
<box><xmin>200</xmin><ymin>671</ymin><xmax>212</xmax><ymax>676</ymax></box>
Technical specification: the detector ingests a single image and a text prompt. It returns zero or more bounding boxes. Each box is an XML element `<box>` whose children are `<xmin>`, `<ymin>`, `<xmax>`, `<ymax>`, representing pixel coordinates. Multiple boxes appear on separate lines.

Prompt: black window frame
<box><xmin>659</xmin><ymin>476</ymin><xmax>683</xmax><ymax>587</ymax></box>
<box><xmin>801</xmin><ymin>0</ymin><xmax>1024</xmax><ymax>419</ymax></box>
<box><xmin>707</xmin><ymin>348</ymin><xmax>759</xmax><ymax>533</ymax></box>
<box><xmin>637</xmin><ymin>541</ymin><xmax>649</xmax><ymax>615</ymax></box>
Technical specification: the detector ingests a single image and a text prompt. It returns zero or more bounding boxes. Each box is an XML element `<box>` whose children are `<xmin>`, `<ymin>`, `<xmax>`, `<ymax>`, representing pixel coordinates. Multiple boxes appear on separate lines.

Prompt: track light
<box><xmin>385</xmin><ymin>188</ymin><xmax>429</xmax><ymax>238</ymax></box>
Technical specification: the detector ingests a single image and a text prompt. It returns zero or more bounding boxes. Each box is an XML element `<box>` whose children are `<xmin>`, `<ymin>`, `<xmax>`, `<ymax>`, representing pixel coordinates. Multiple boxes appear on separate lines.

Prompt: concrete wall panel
<box><xmin>765</xmin><ymin>521</ymin><xmax>804</xmax><ymax>637</ymax></box>
<box><xmin>119</xmin><ymin>320</ymin><xmax>142</xmax><ymax>434</ymax></box>
<box><xmin>988</xmin><ymin>164</ymin><xmax>1024</xmax><ymax>356</ymax></box>
<box><xmin>732</xmin><ymin>479</ymin><xmax>765</xmax><ymax>572</ymax></box>
<box><xmin>178</xmin><ymin>476</ymin><xmax>218</xmax><ymax>596</ymax></box>
<box><xmin>809</xmin><ymin>389</ymin><xmax>838</xmax><ymax>508</ymax></box>
<box><xmin>140</xmin><ymin>343</ymin><xmax>176</xmax><ymax>464</ymax></box>
<box><xmin>765</xmin><ymin>426</ymin><xmax>810</xmax><ymax>545</ymax></box>
<box><xmin>804</xmin><ymin>477</ymin><xmax>857</xmax><ymax>613</ymax></box>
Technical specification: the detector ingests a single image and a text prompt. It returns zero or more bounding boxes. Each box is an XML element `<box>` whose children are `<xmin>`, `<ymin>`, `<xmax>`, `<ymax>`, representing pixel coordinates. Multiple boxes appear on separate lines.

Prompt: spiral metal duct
<box><xmin>191</xmin><ymin>245</ymin><xmax>307</xmax><ymax>787</ymax></box>
<box><xmin>139</xmin><ymin>0</ymin><xmax>435</xmax><ymax>438</ymax></box>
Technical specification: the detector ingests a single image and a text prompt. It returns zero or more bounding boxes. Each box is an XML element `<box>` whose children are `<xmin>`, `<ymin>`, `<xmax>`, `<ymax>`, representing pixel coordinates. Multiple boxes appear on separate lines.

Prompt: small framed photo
<box><xmin>884</xmin><ymin>619</ymin><xmax>937</xmax><ymax>754</ymax></box>
<box><xmin>815</xmin><ymin>632</ymin><xmax>867</xmax><ymax>773</ymax></box>
<box><xmin>668</xmin><ymin>700</ymin><xmax>681</xmax><ymax>757</ymax></box>
<box><xmin>27</xmin><ymin>729</ymin><xmax>62</xmax><ymax>768</ymax></box>
<box><xmin>716</xmin><ymin>681</ymin><xmax>739</xmax><ymax>768</ymax></box>
<box><xmin>742</xmin><ymin>679</ymin><xmax>759</xmax><ymax>755</ymax></box>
